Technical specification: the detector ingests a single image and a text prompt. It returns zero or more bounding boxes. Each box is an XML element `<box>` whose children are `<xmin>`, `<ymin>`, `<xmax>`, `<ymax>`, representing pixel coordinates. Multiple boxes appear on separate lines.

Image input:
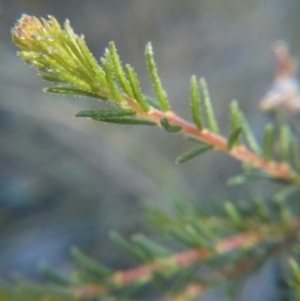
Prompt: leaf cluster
<box><xmin>1</xmin><ymin>199</ymin><xmax>299</xmax><ymax>301</ymax></box>
<box><xmin>9</xmin><ymin>14</ymin><xmax>300</xmax><ymax>301</ymax></box>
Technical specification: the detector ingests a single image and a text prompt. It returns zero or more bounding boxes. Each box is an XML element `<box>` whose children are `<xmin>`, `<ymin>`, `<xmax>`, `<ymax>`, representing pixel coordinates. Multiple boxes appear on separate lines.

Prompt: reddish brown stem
<box><xmin>143</xmin><ymin>108</ymin><xmax>296</xmax><ymax>183</ymax></box>
<box><xmin>73</xmin><ymin>232</ymin><xmax>256</xmax><ymax>298</ymax></box>
<box><xmin>73</xmin><ymin>219</ymin><xmax>300</xmax><ymax>299</ymax></box>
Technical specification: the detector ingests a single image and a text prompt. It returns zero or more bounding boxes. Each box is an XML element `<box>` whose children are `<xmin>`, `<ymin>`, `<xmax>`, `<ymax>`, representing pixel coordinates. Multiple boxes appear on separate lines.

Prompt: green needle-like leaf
<box><xmin>92</xmin><ymin>117</ymin><xmax>157</xmax><ymax>126</ymax></box>
<box><xmin>132</xmin><ymin>234</ymin><xmax>172</xmax><ymax>258</ymax></box>
<box><xmin>227</xmin><ymin>171</ymin><xmax>272</xmax><ymax>186</ymax></box>
<box><xmin>274</xmin><ymin>186</ymin><xmax>300</xmax><ymax>203</ymax></box>
<box><xmin>254</xmin><ymin>198</ymin><xmax>271</xmax><ymax>222</ymax></box>
<box><xmin>126</xmin><ymin>65</ymin><xmax>150</xmax><ymax>112</ymax></box>
<box><xmin>229</xmin><ymin>100</ymin><xmax>242</xmax><ymax>147</ymax></box>
<box><xmin>160</xmin><ymin>117</ymin><xmax>182</xmax><ymax>133</ymax></box>
<box><xmin>63</xmin><ymin>19</ymin><xmax>106</xmax><ymax>85</ymax></box>
<box><xmin>200</xmin><ymin>78</ymin><xmax>219</xmax><ymax>133</ymax></box>
<box><xmin>71</xmin><ymin>247</ymin><xmax>111</xmax><ymax>278</ymax></box>
<box><xmin>263</xmin><ymin>123</ymin><xmax>274</xmax><ymax>160</ymax></box>
<box><xmin>279</xmin><ymin>124</ymin><xmax>290</xmax><ymax>162</ymax></box>
<box><xmin>102</xmin><ymin>58</ymin><xmax>122</xmax><ymax>103</ymax></box>
<box><xmin>40</xmin><ymin>265</ymin><xmax>76</xmax><ymax>286</ymax></box>
<box><xmin>145</xmin><ymin>42</ymin><xmax>170</xmax><ymax>111</ymax></box>
<box><xmin>225</xmin><ymin>202</ymin><xmax>246</xmax><ymax>230</ymax></box>
<box><xmin>228</xmin><ymin>127</ymin><xmax>243</xmax><ymax>150</ymax></box>
<box><xmin>110</xmin><ymin>232</ymin><xmax>149</xmax><ymax>261</ymax></box>
<box><xmin>229</xmin><ymin>100</ymin><xmax>241</xmax><ymax>130</ymax></box>
<box><xmin>184</xmin><ymin>225</ymin><xmax>210</xmax><ymax>248</ymax></box>
<box><xmin>45</xmin><ymin>86</ymin><xmax>107</xmax><ymax>100</ymax></box>
<box><xmin>291</xmin><ymin>139</ymin><xmax>300</xmax><ymax>171</ymax></box>
<box><xmin>109</xmin><ymin>41</ymin><xmax>134</xmax><ymax>98</ymax></box>
<box><xmin>76</xmin><ymin>109</ymin><xmax>155</xmax><ymax>126</ymax></box>
<box><xmin>176</xmin><ymin>144</ymin><xmax>212</xmax><ymax>164</ymax></box>
<box><xmin>289</xmin><ymin>259</ymin><xmax>300</xmax><ymax>284</ymax></box>
<box><xmin>15</xmin><ymin>281</ymin><xmax>72</xmax><ymax>299</ymax></box>
<box><xmin>75</xmin><ymin>109</ymin><xmax>136</xmax><ymax>119</ymax></box>
<box><xmin>168</xmin><ymin>228</ymin><xmax>205</xmax><ymax>249</ymax></box>
<box><xmin>239</xmin><ymin>111</ymin><xmax>262</xmax><ymax>154</ymax></box>
<box><xmin>190</xmin><ymin>75</ymin><xmax>203</xmax><ymax>130</ymax></box>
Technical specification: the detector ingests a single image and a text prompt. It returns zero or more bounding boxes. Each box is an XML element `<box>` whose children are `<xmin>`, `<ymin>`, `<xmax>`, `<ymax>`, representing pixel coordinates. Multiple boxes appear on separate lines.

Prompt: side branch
<box><xmin>139</xmin><ymin>107</ymin><xmax>296</xmax><ymax>184</ymax></box>
<box><xmin>73</xmin><ymin>218</ymin><xmax>300</xmax><ymax>298</ymax></box>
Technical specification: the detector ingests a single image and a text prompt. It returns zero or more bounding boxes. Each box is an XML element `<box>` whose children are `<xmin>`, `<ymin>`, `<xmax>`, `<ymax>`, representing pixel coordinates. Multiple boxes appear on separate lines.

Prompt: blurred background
<box><xmin>1</xmin><ymin>0</ymin><xmax>300</xmax><ymax>300</ymax></box>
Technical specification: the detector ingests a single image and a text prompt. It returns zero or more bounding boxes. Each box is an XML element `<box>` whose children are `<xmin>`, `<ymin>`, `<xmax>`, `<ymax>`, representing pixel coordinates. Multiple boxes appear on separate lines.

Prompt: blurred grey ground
<box><xmin>1</xmin><ymin>0</ymin><xmax>300</xmax><ymax>299</ymax></box>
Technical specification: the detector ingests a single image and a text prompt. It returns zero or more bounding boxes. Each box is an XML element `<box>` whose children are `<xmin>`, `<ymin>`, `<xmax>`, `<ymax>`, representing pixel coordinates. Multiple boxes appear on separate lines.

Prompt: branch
<box><xmin>11</xmin><ymin>15</ymin><xmax>300</xmax><ymax>184</ymax></box>
<box><xmin>72</xmin><ymin>218</ymin><xmax>300</xmax><ymax>299</ymax></box>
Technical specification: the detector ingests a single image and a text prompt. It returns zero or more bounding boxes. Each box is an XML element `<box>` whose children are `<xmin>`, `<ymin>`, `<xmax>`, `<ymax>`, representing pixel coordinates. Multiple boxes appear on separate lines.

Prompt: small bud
<box><xmin>12</xmin><ymin>14</ymin><xmax>44</xmax><ymax>48</ymax></box>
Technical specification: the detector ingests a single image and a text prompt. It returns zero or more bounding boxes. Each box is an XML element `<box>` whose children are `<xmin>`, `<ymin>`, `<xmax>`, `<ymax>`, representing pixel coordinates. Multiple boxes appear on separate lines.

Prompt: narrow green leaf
<box><xmin>145</xmin><ymin>42</ymin><xmax>170</xmax><ymax>111</ymax></box>
<box><xmin>45</xmin><ymin>86</ymin><xmax>107</xmax><ymax>100</ymax></box>
<box><xmin>224</xmin><ymin>202</ymin><xmax>246</xmax><ymax>230</ymax></box>
<box><xmin>76</xmin><ymin>109</ymin><xmax>156</xmax><ymax>125</ymax></box>
<box><xmin>16</xmin><ymin>281</ymin><xmax>72</xmax><ymax>299</ymax></box>
<box><xmin>190</xmin><ymin>75</ymin><xmax>202</xmax><ymax>129</ymax></box>
<box><xmin>274</xmin><ymin>186</ymin><xmax>300</xmax><ymax>203</ymax></box>
<box><xmin>176</xmin><ymin>144</ymin><xmax>212</xmax><ymax>164</ymax></box>
<box><xmin>75</xmin><ymin>109</ymin><xmax>136</xmax><ymax>119</ymax></box>
<box><xmin>168</xmin><ymin>228</ymin><xmax>204</xmax><ymax>249</ymax></box>
<box><xmin>289</xmin><ymin>259</ymin><xmax>300</xmax><ymax>280</ymax></box>
<box><xmin>184</xmin><ymin>225</ymin><xmax>209</xmax><ymax>248</ymax></box>
<box><xmin>200</xmin><ymin>78</ymin><xmax>219</xmax><ymax>133</ymax></box>
<box><xmin>43</xmin><ymin>61</ymin><xmax>92</xmax><ymax>91</ymax></box>
<box><xmin>192</xmin><ymin>219</ymin><xmax>218</xmax><ymax>241</ymax></box>
<box><xmin>227</xmin><ymin>126</ymin><xmax>243</xmax><ymax>150</ymax></box>
<box><xmin>126</xmin><ymin>65</ymin><xmax>150</xmax><ymax>112</ymax></box>
<box><xmin>94</xmin><ymin>117</ymin><xmax>157</xmax><ymax>126</ymax></box>
<box><xmin>110</xmin><ymin>232</ymin><xmax>148</xmax><ymax>261</ymax></box>
<box><xmin>160</xmin><ymin>117</ymin><xmax>182</xmax><ymax>133</ymax></box>
<box><xmin>108</xmin><ymin>41</ymin><xmax>134</xmax><ymax>98</ymax></box>
<box><xmin>253</xmin><ymin>198</ymin><xmax>271</xmax><ymax>222</ymax></box>
<box><xmin>229</xmin><ymin>100</ymin><xmax>241</xmax><ymax>130</ymax></box>
<box><xmin>102</xmin><ymin>58</ymin><xmax>122</xmax><ymax>103</ymax></box>
<box><xmin>227</xmin><ymin>174</ymin><xmax>248</xmax><ymax>186</ymax></box>
<box><xmin>73</xmin><ymin>29</ymin><xmax>107</xmax><ymax>85</ymax></box>
<box><xmin>40</xmin><ymin>265</ymin><xmax>75</xmax><ymax>286</ymax></box>
<box><xmin>279</xmin><ymin>124</ymin><xmax>290</xmax><ymax>162</ymax></box>
<box><xmin>239</xmin><ymin>111</ymin><xmax>262</xmax><ymax>154</ymax></box>
<box><xmin>227</xmin><ymin>171</ymin><xmax>272</xmax><ymax>186</ymax></box>
<box><xmin>186</xmin><ymin>136</ymin><xmax>204</xmax><ymax>143</ymax></box>
<box><xmin>71</xmin><ymin>247</ymin><xmax>111</xmax><ymax>278</ymax></box>
<box><xmin>63</xmin><ymin>20</ymin><xmax>104</xmax><ymax>85</ymax></box>
<box><xmin>131</xmin><ymin>234</ymin><xmax>171</xmax><ymax>258</ymax></box>
<box><xmin>40</xmin><ymin>73</ymin><xmax>66</xmax><ymax>82</ymax></box>
<box><xmin>74</xmin><ymin>271</ymin><xmax>102</xmax><ymax>284</ymax></box>
<box><xmin>263</xmin><ymin>123</ymin><xmax>274</xmax><ymax>160</ymax></box>
<box><xmin>273</xmin><ymin>197</ymin><xmax>292</xmax><ymax>223</ymax></box>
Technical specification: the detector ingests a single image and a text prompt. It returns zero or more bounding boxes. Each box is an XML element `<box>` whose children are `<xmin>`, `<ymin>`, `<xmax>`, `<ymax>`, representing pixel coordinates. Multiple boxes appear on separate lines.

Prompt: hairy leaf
<box><xmin>190</xmin><ymin>75</ymin><xmax>203</xmax><ymax>130</ymax></box>
<box><xmin>145</xmin><ymin>42</ymin><xmax>170</xmax><ymax>111</ymax></box>
<box><xmin>200</xmin><ymin>78</ymin><xmax>219</xmax><ymax>133</ymax></box>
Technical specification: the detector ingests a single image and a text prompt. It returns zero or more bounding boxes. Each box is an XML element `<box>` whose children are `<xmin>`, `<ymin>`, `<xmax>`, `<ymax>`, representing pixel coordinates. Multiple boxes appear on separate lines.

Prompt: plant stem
<box><xmin>127</xmin><ymin>99</ymin><xmax>296</xmax><ymax>184</ymax></box>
